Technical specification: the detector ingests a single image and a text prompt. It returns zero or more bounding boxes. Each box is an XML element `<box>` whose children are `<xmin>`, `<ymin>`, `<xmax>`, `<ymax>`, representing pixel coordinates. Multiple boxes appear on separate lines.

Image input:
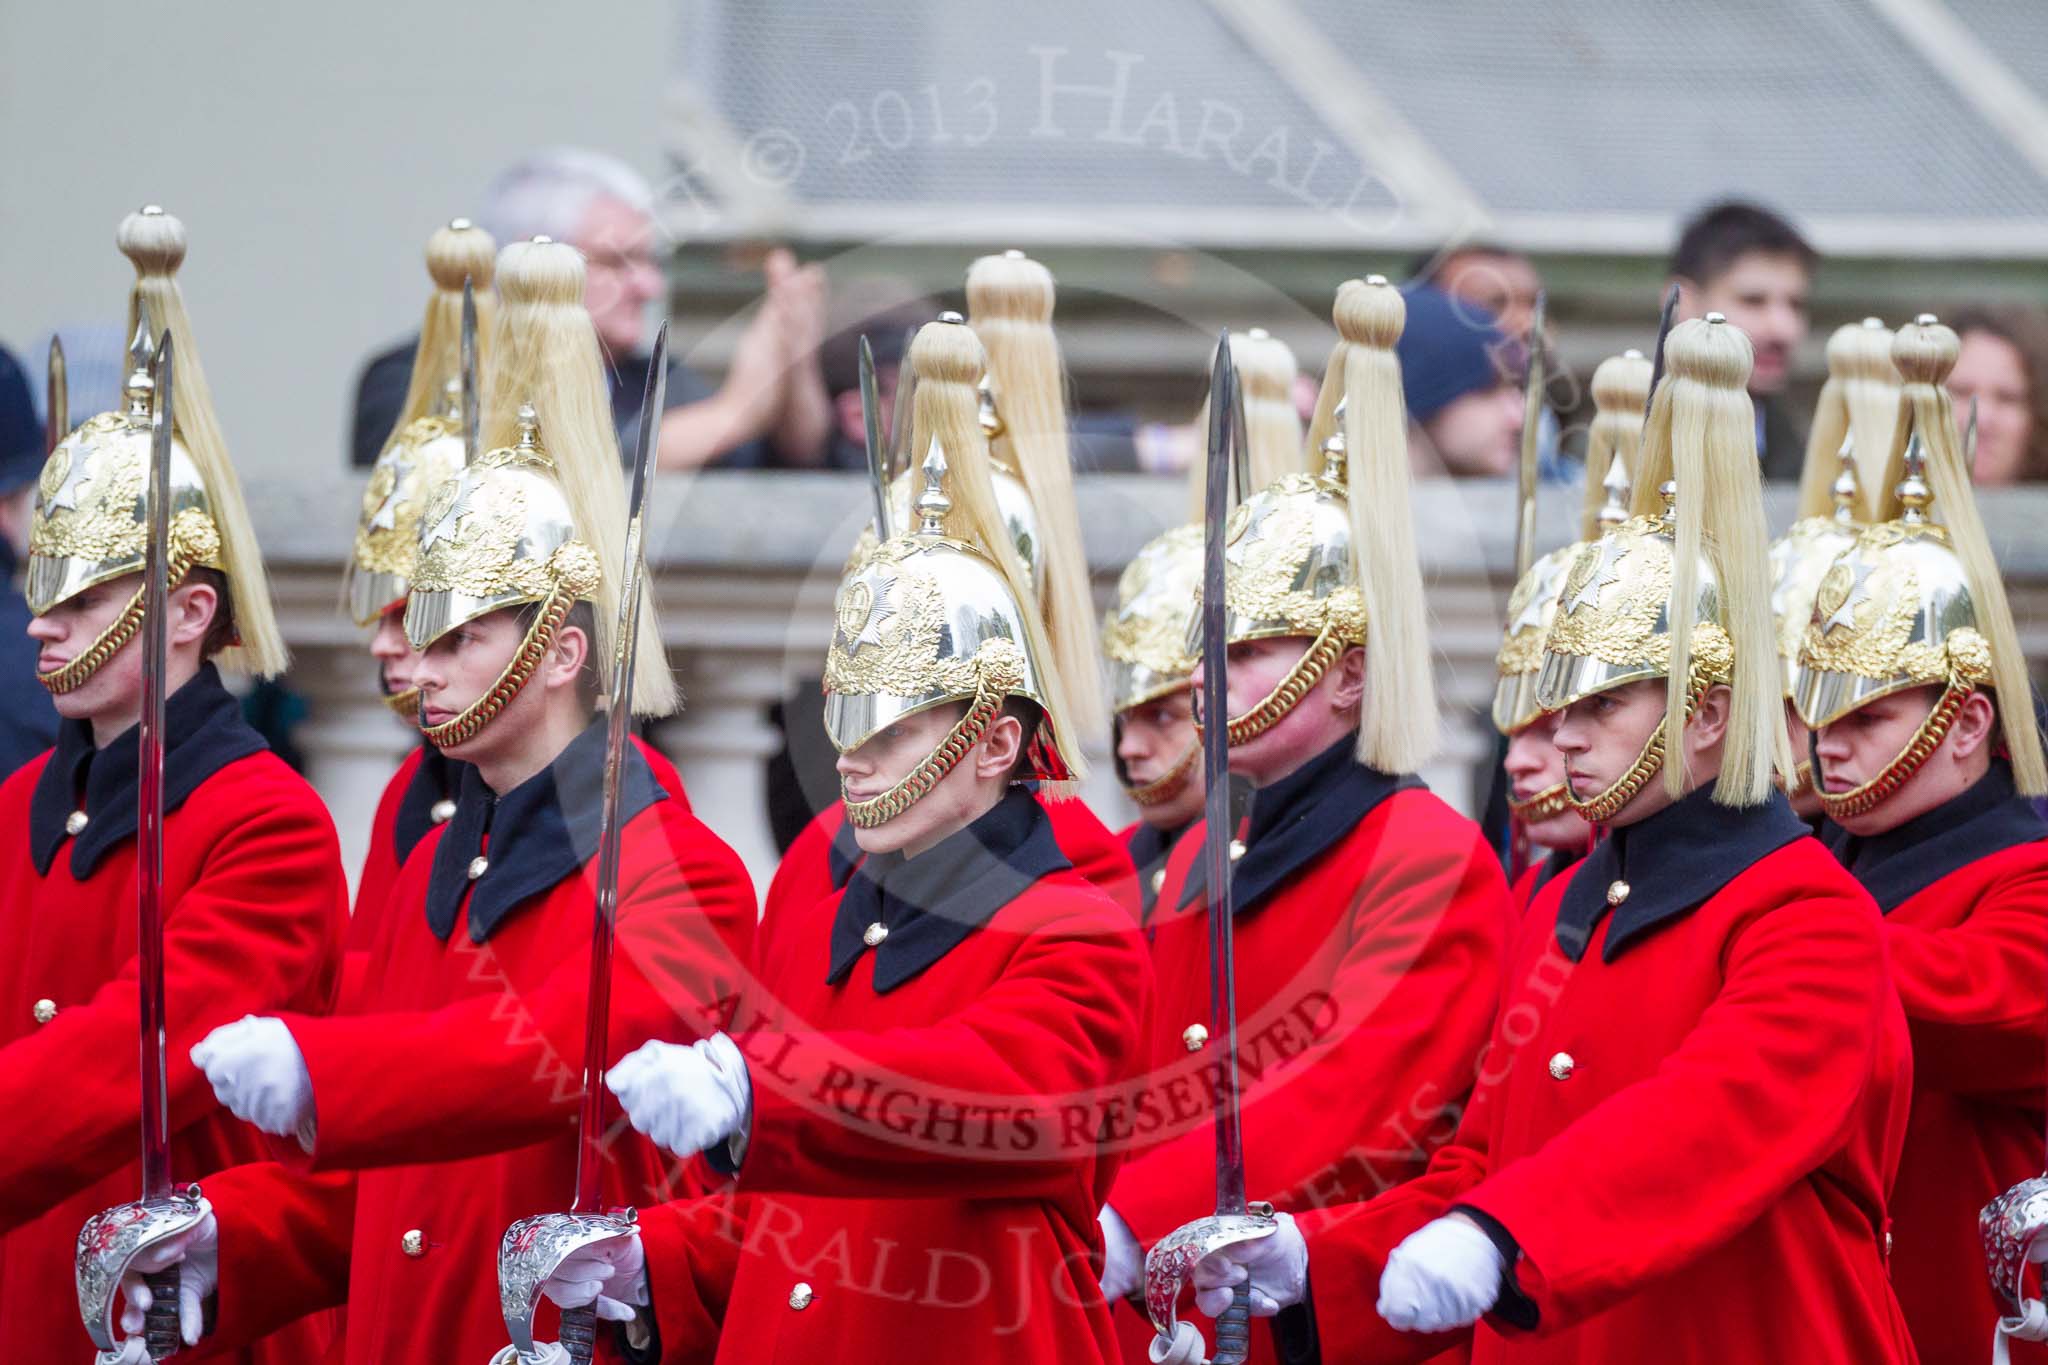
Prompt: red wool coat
<box><xmin>0</xmin><ymin>738</ymin><xmax>346</xmax><ymax>1364</ymax></box>
<box><xmin>761</xmin><ymin>795</ymin><xmax>1141</xmax><ymax>940</ymax></box>
<box><xmin>1109</xmin><ymin>759</ymin><xmax>1512</xmax><ymax>1365</ymax></box>
<box><xmin>634</xmin><ymin>793</ymin><xmax>1154</xmax><ymax>1364</ymax></box>
<box><xmin>1293</xmin><ymin>818</ymin><xmax>1917</xmax><ymax>1365</ymax></box>
<box><xmin>353</xmin><ymin>738</ymin><xmax>690</xmax><ymax>950</ymax></box>
<box><xmin>1868</xmin><ymin>836</ymin><xmax>2048</xmax><ymax>1364</ymax></box>
<box><xmin>201</xmin><ymin>754</ymin><xmax>755</xmax><ymax>1365</ymax></box>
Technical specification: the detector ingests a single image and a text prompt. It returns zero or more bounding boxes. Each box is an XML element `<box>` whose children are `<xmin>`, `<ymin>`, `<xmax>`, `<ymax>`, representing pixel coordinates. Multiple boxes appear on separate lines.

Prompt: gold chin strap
<box><xmin>1125</xmin><ymin>738</ymin><xmax>1199</xmax><ymax>808</ymax></box>
<box><xmin>39</xmin><ymin>546</ymin><xmax>210</xmax><ymax>697</ymax></box>
<box><xmin>418</xmin><ymin>580</ymin><xmax>578</xmax><ymax>750</ymax></box>
<box><xmin>1199</xmin><ymin>618</ymin><xmax>1352</xmax><ymax>749</ymax></box>
<box><xmin>1507</xmin><ymin>782</ymin><xmax>1573</xmax><ymax>823</ymax></box>
<box><xmin>842</xmin><ymin>649</ymin><xmax>1024</xmax><ymax>831</ymax></box>
<box><xmin>382</xmin><ymin>687</ymin><xmax>422</xmax><ymax>723</ymax></box>
<box><xmin>1567</xmin><ymin>678</ymin><xmax>1710</xmax><ymax>823</ymax></box>
<box><xmin>1816</xmin><ymin>679</ymin><xmax>1974</xmax><ymax>822</ymax></box>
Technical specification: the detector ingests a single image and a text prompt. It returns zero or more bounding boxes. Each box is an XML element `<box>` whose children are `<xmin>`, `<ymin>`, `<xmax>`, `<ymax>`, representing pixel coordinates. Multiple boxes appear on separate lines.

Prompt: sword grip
<box><xmin>143</xmin><ymin>1268</ymin><xmax>182</xmax><ymax>1360</ymax></box>
<box><xmin>1212</xmin><ymin>1282</ymin><xmax>1252</xmax><ymax>1365</ymax></box>
<box><xmin>560</xmin><ymin>1304</ymin><xmax>597</xmax><ymax>1364</ymax></box>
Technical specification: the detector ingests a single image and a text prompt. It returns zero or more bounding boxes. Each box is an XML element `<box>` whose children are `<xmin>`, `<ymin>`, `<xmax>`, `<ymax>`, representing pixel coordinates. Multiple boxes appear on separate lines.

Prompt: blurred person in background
<box><xmin>1399</xmin><ymin>284</ymin><xmax>1528</xmax><ymax>480</ymax></box>
<box><xmin>0</xmin><ymin>342</ymin><xmax>55</xmax><ymax>778</ymax></box>
<box><xmin>1669</xmin><ymin>199</ymin><xmax>1817</xmax><ymax>477</ymax></box>
<box><xmin>1947</xmin><ymin>302</ymin><xmax>2048</xmax><ymax>484</ymax></box>
<box><xmin>1411</xmin><ymin>241</ymin><xmax>1567</xmax><ymax>480</ymax></box>
<box><xmin>350</xmin><ymin>147</ymin><xmax>835</xmax><ymax>471</ymax></box>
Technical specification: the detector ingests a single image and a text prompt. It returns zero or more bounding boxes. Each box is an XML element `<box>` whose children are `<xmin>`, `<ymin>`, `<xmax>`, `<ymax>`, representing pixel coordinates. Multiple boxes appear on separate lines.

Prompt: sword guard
<box><xmin>1984</xmin><ymin>1174</ymin><xmax>2048</xmax><ymax>1326</ymax></box>
<box><xmin>1142</xmin><ymin>1204</ymin><xmax>1278</xmax><ymax>1361</ymax></box>
<box><xmin>499</xmin><ymin>1207</ymin><xmax>638</xmax><ymax>1359</ymax></box>
<box><xmin>76</xmin><ymin>1186</ymin><xmax>210</xmax><ymax>1354</ymax></box>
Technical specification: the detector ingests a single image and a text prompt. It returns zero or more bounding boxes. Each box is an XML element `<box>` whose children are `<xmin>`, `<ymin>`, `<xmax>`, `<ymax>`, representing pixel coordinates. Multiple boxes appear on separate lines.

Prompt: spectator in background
<box><xmin>0</xmin><ymin>343</ymin><xmax>57</xmax><ymax>777</ymax></box>
<box><xmin>1411</xmin><ymin>241</ymin><xmax>1567</xmax><ymax>480</ymax></box>
<box><xmin>812</xmin><ymin>285</ymin><xmax>937</xmax><ymax>470</ymax></box>
<box><xmin>1669</xmin><ymin>199</ymin><xmax>1816</xmax><ymax>477</ymax></box>
<box><xmin>1947</xmin><ymin>303</ymin><xmax>2048</xmax><ymax>484</ymax></box>
<box><xmin>1398</xmin><ymin>284</ymin><xmax>1527</xmax><ymax>480</ymax></box>
<box><xmin>350</xmin><ymin>147</ymin><xmax>835</xmax><ymax>471</ymax></box>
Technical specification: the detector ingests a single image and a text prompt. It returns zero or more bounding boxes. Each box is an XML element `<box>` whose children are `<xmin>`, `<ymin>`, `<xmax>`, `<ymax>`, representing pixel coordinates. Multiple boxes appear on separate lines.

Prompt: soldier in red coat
<box><xmin>343</xmin><ymin>220</ymin><xmax>497</xmax><ymax>939</ymax></box>
<box><xmin>1100</xmin><ymin>524</ymin><xmax>1205</xmax><ymax>921</ymax></box>
<box><xmin>519</xmin><ymin>316</ymin><xmax>1154</xmax><ymax>1364</ymax></box>
<box><xmin>6</xmin><ymin>207</ymin><xmax>346</xmax><ymax>1364</ymax></box>
<box><xmin>1796</xmin><ymin>315</ymin><xmax>2048</xmax><ymax>1365</ymax></box>
<box><xmin>1174</xmin><ymin>314</ymin><xmax>1916</xmax><ymax>1365</ymax></box>
<box><xmin>94</xmin><ymin>239</ymin><xmax>757</xmax><ymax>1364</ymax></box>
<box><xmin>1102</xmin><ymin>279</ymin><xmax>1514</xmax><ymax>1365</ymax></box>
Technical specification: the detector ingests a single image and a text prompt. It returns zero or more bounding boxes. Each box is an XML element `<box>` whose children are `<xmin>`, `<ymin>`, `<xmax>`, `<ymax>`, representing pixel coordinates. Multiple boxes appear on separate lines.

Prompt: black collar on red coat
<box><xmin>827</xmin><ymin>786</ymin><xmax>1071</xmax><ymax>993</ymax></box>
<box><xmin>426</xmin><ymin>718</ymin><xmax>666</xmax><ymax>943</ymax></box>
<box><xmin>1824</xmin><ymin>761</ymin><xmax>2047</xmax><ymax>913</ymax></box>
<box><xmin>393</xmin><ymin>742</ymin><xmax>464</xmax><ymax>867</ymax></box>
<box><xmin>29</xmin><ymin>663</ymin><xmax>267</xmax><ymax>879</ymax></box>
<box><xmin>1126</xmin><ymin>818</ymin><xmax>1189</xmax><ymax>921</ymax></box>
<box><xmin>1555</xmin><ymin>783</ymin><xmax>1809</xmax><ymax>962</ymax></box>
<box><xmin>1175</xmin><ymin>736</ymin><xmax>1419</xmax><ymax>917</ymax></box>
<box><xmin>825</xmin><ymin>777</ymin><xmax>1054</xmax><ymax>893</ymax></box>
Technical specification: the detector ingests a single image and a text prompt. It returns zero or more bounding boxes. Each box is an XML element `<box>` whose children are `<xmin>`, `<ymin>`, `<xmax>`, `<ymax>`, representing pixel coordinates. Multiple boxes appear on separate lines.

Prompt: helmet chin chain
<box><xmin>418</xmin><ymin>580</ymin><xmax>576</xmax><ymax>750</ymax></box>
<box><xmin>1507</xmin><ymin>782</ymin><xmax>1573</xmax><ymax>822</ymax></box>
<box><xmin>1124</xmin><ymin>738</ymin><xmax>1199</xmax><ymax>808</ymax></box>
<box><xmin>1815</xmin><ymin>679</ymin><xmax>1974</xmax><ymax>821</ymax></box>
<box><xmin>1566</xmin><ymin>679</ymin><xmax>1709</xmax><ymax>824</ymax></box>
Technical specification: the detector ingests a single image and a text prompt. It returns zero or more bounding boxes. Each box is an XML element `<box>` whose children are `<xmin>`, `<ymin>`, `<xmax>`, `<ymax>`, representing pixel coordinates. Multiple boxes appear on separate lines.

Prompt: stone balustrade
<box><xmin>261</xmin><ymin>473</ymin><xmax>2048</xmax><ymax>899</ymax></box>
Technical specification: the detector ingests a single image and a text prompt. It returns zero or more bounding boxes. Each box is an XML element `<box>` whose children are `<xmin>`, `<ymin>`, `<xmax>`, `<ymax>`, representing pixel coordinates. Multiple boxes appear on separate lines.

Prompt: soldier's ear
<box><xmin>542</xmin><ymin>620</ymin><xmax>591</xmax><ymax>696</ymax></box>
<box><xmin>1330</xmin><ymin>645</ymin><xmax>1367</xmax><ymax>711</ymax></box>
<box><xmin>1686</xmin><ymin>683</ymin><xmax>1733</xmax><ymax>753</ymax></box>
<box><xmin>167</xmin><ymin>578</ymin><xmax>220</xmax><ymax>650</ymax></box>
<box><xmin>973</xmin><ymin>712</ymin><xmax>1025</xmax><ymax>781</ymax></box>
<box><xmin>1947</xmin><ymin>689</ymin><xmax>1999</xmax><ymax>762</ymax></box>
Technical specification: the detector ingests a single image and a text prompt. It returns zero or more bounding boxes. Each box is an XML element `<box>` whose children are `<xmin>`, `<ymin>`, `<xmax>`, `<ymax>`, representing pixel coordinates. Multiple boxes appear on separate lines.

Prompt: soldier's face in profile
<box><xmin>27</xmin><ymin>571</ymin><xmax>218</xmax><ymax>730</ymax></box>
<box><xmin>1814</xmin><ymin>685</ymin><xmax>1994</xmax><ymax>836</ymax></box>
<box><xmin>1503</xmin><ymin>712</ymin><xmax>1588</xmax><ymax>851</ymax></box>
<box><xmin>1551</xmin><ymin>680</ymin><xmax>1671</xmax><ymax>826</ymax></box>
<box><xmin>836</xmin><ymin>702</ymin><xmax>1023</xmax><ymax>859</ymax></box>
<box><xmin>1116</xmin><ymin>690</ymin><xmax>1202</xmax><ymax>829</ymax></box>
<box><xmin>370</xmin><ymin>605</ymin><xmax>420</xmax><ymax>698</ymax></box>
<box><xmin>1196</xmin><ymin>635</ymin><xmax>1362</xmax><ymax>788</ymax></box>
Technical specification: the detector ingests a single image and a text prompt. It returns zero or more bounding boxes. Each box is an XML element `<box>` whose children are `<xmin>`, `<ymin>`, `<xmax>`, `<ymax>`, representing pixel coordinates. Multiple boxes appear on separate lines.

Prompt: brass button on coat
<box><xmin>1228</xmin><ymin>839</ymin><xmax>1246</xmax><ymax>862</ymax></box>
<box><xmin>1150</xmin><ymin>868</ymin><xmax>1166</xmax><ymax>894</ymax></box>
<box><xmin>863</xmin><ymin>922</ymin><xmax>888</xmax><ymax>948</ymax></box>
<box><xmin>429</xmin><ymin>799</ymin><xmax>457</xmax><ymax>824</ymax></box>
<box><xmin>64</xmin><ymin>810</ymin><xmax>88</xmax><ymax>837</ymax></box>
<box><xmin>401</xmin><ymin>1229</ymin><xmax>426</xmax><ymax>1257</ymax></box>
<box><xmin>1548</xmin><ymin>1051</ymin><xmax>1576</xmax><ymax>1081</ymax></box>
<box><xmin>1606</xmin><ymin>880</ymin><xmax>1630</xmax><ymax>906</ymax></box>
<box><xmin>467</xmin><ymin>856</ymin><xmax>489</xmax><ymax>881</ymax></box>
<box><xmin>31</xmin><ymin>999</ymin><xmax>56</xmax><ymax>1025</ymax></box>
<box><xmin>1182</xmin><ymin>1023</ymin><xmax>1209</xmax><ymax>1052</ymax></box>
<box><xmin>788</xmin><ymin>1281</ymin><xmax>814</xmax><ymax>1310</ymax></box>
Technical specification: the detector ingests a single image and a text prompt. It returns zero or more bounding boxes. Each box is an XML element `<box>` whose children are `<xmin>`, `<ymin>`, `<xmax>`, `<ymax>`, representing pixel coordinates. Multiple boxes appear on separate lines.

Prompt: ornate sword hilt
<box><xmin>1143</xmin><ymin>1204</ymin><xmax>1278</xmax><ymax>1365</ymax></box>
<box><xmin>1984</xmin><ymin>1173</ymin><xmax>2048</xmax><ymax>1353</ymax></box>
<box><xmin>77</xmin><ymin>1186</ymin><xmax>210</xmax><ymax>1359</ymax></box>
<box><xmin>500</xmin><ymin>1207</ymin><xmax>639</xmax><ymax>1364</ymax></box>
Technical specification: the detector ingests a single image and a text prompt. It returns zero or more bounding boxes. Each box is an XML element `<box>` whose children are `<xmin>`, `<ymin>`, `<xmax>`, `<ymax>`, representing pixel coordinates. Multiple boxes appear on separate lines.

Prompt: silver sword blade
<box><xmin>46</xmin><ymin>335</ymin><xmax>67</xmax><ymax>457</ymax></box>
<box><xmin>460</xmin><ymin>278</ymin><xmax>481</xmax><ymax>464</ymax></box>
<box><xmin>1200</xmin><ymin>333</ymin><xmax>1247</xmax><ymax>1216</ymax></box>
<box><xmin>1513</xmin><ymin>292</ymin><xmax>1548</xmax><ymax>582</ymax></box>
<box><xmin>571</xmin><ymin>320</ymin><xmax>667</xmax><ymax>1214</ymax></box>
<box><xmin>859</xmin><ymin>336</ymin><xmax>892</xmax><ymax>540</ymax></box>
<box><xmin>138</xmin><ymin>330</ymin><xmax>176</xmax><ymax>1201</ymax></box>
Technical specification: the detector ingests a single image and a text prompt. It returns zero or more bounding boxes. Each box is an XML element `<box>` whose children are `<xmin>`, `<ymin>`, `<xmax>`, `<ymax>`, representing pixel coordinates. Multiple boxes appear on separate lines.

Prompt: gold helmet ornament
<box><xmin>1537</xmin><ymin>315</ymin><xmax>1793</xmax><ymax>821</ymax></box>
<box><xmin>825</xmin><ymin>318</ymin><xmax>1081</xmax><ymax>829</ymax></box>
<box><xmin>1101</xmin><ymin>523</ymin><xmax>1202</xmax><ymax>805</ymax></box>
<box><xmin>1793</xmin><ymin>315</ymin><xmax>2047</xmax><ymax>818</ymax></box>
<box><xmin>28</xmin><ymin>207</ymin><xmax>286</xmax><ymax>693</ymax></box>
<box><xmin>404</xmin><ymin>237</ymin><xmax>677</xmax><ymax>747</ymax></box>
<box><xmin>1217</xmin><ymin>277</ymin><xmax>1437</xmax><ymax>773</ymax></box>
<box><xmin>1494</xmin><ymin>348</ymin><xmax>1647</xmax><ymax>748</ymax></box>
<box><xmin>345</xmin><ymin>219</ymin><xmax>498</xmax><ymax>641</ymax></box>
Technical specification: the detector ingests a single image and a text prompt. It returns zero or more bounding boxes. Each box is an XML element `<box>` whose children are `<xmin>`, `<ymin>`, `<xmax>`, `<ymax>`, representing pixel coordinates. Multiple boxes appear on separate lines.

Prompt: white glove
<box><xmin>487</xmin><ymin>1343</ymin><xmax>572</xmax><ymax>1365</ymax></box>
<box><xmin>192</xmin><ymin>1015</ymin><xmax>315</xmax><ymax>1148</ymax></box>
<box><xmin>106</xmin><ymin>1212</ymin><xmax>218</xmax><ymax>1360</ymax></box>
<box><xmin>1376</xmin><ymin>1214</ymin><xmax>1504</xmax><ymax>1333</ymax></box>
<box><xmin>607</xmin><ymin>1032</ymin><xmax>751</xmax><ymax>1159</ymax></box>
<box><xmin>539</xmin><ymin>1231</ymin><xmax>649</xmax><ymax>1324</ymax></box>
<box><xmin>1192</xmin><ymin>1212</ymin><xmax>1307</xmax><ymax>1318</ymax></box>
<box><xmin>1098</xmin><ymin>1206</ymin><xmax>1142</xmax><ymax>1302</ymax></box>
